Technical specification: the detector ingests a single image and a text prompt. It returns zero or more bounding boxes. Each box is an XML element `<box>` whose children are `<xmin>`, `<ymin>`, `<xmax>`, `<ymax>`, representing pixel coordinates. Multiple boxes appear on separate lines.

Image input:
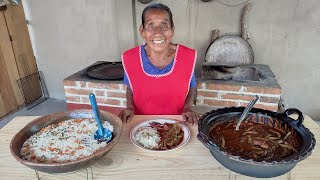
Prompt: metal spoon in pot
<box><xmin>235</xmin><ymin>95</ymin><xmax>259</xmax><ymax>131</ymax></box>
<box><xmin>89</xmin><ymin>93</ymin><xmax>112</xmax><ymax>142</ymax></box>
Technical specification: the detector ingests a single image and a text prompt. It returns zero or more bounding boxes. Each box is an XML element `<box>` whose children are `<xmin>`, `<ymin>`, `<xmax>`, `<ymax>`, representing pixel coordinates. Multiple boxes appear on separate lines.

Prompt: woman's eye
<box><xmin>146</xmin><ymin>25</ymin><xmax>154</xmax><ymax>30</ymax></box>
<box><xmin>162</xmin><ymin>24</ymin><xmax>170</xmax><ymax>30</ymax></box>
<box><xmin>145</xmin><ymin>23</ymin><xmax>170</xmax><ymax>32</ymax></box>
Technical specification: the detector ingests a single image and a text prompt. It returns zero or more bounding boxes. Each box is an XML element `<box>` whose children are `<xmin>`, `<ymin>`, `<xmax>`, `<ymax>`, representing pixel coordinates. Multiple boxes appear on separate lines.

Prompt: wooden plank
<box><xmin>0</xmin><ymin>39</ymin><xmax>18</xmax><ymax>117</ymax></box>
<box><xmin>0</xmin><ymin>11</ymin><xmax>24</xmax><ymax>106</ymax></box>
<box><xmin>0</xmin><ymin>48</ymin><xmax>18</xmax><ymax>112</ymax></box>
<box><xmin>0</xmin><ymin>94</ymin><xmax>6</xmax><ymax>118</ymax></box>
<box><xmin>4</xmin><ymin>3</ymin><xmax>38</xmax><ymax>76</ymax></box>
<box><xmin>4</xmin><ymin>3</ymin><xmax>42</xmax><ymax>104</ymax></box>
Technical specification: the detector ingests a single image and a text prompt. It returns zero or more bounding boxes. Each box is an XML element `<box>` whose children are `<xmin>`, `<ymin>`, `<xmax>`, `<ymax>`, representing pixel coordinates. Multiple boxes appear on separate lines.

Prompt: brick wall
<box><xmin>64</xmin><ymin>80</ymin><xmax>126</xmax><ymax>108</ymax></box>
<box><xmin>64</xmin><ymin>77</ymin><xmax>281</xmax><ymax>113</ymax></box>
<box><xmin>196</xmin><ymin>81</ymin><xmax>281</xmax><ymax>112</ymax></box>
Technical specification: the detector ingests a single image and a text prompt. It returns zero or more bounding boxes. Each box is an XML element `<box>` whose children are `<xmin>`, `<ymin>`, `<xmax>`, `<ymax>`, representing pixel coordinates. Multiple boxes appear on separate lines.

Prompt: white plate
<box><xmin>130</xmin><ymin>119</ymin><xmax>190</xmax><ymax>152</ymax></box>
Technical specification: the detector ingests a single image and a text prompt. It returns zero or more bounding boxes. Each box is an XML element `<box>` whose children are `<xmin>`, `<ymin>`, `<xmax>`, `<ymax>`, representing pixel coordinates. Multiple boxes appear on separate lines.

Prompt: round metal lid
<box><xmin>85</xmin><ymin>62</ymin><xmax>124</xmax><ymax>80</ymax></box>
<box><xmin>205</xmin><ymin>35</ymin><xmax>254</xmax><ymax>66</ymax></box>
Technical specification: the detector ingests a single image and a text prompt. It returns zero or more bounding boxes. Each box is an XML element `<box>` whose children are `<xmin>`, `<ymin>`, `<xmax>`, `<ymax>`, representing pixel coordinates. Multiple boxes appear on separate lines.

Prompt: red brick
<box><xmin>259</xmin><ymin>96</ymin><xmax>280</xmax><ymax>104</ymax></box>
<box><xmin>79</xmin><ymin>81</ymin><xmax>87</xmax><ymax>88</ymax></box>
<box><xmin>81</xmin><ymin>97</ymin><xmax>89</xmax><ymax>103</ymax></box>
<box><xmin>204</xmin><ymin>99</ymin><xmax>238</xmax><ymax>107</ymax></box>
<box><xmin>98</xmin><ymin>98</ymin><xmax>121</xmax><ymax>106</ymax></box>
<box><xmin>65</xmin><ymin>88</ymin><xmax>92</xmax><ymax>95</ymax></box>
<box><xmin>101</xmin><ymin>83</ymin><xmax>120</xmax><ymax>90</ymax></box>
<box><xmin>244</xmin><ymin>86</ymin><xmax>281</xmax><ymax>95</ymax></box>
<box><xmin>119</xmin><ymin>84</ymin><xmax>127</xmax><ymax>90</ymax></box>
<box><xmin>222</xmin><ymin>94</ymin><xmax>254</xmax><ymax>101</ymax></box>
<box><xmin>66</xmin><ymin>96</ymin><xmax>80</xmax><ymax>102</ymax></box>
<box><xmin>94</xmin><ymin>90</ymin><xmax>105</xmax><ymax>96</ymax></box>
<box><xmin>196</xmin><ymin>82</ymin><xmax>205</xmax><ymax>89</ymax></box>
<box><xmin>88</xmin><ymin>82</ymin><xmax>120</xmax><ymax>90</ymax></box>
<box><xmin>106</xmin><ymin>92</ymin><xmax>126</xmax><ymax>98</ymax></box>
<box><xmin>63</xmin><ymin>80</ymin><xmax>76</xmax><ymax>86</ymax></box>
<box><xmin>197</xmin><ymin>91</ymin><xmax>218</xmax><ymax>98</ymax></box>
<box><xmin>206</xmin><ymin>83</ymin><xmax>241</xmax><ymax>91</ymax></box>
<box><xmin>240</xmin><ymin>102</ymin><xmax>278</xmax><ymax>112</ymax></box>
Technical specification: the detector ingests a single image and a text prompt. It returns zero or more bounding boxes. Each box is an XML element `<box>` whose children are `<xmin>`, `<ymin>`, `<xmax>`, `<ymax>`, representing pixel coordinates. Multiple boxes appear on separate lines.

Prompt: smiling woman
<box><xmin>119</xmin><ymin>3</ymin><xmax>200</xmax><ymax>124</ymax></box>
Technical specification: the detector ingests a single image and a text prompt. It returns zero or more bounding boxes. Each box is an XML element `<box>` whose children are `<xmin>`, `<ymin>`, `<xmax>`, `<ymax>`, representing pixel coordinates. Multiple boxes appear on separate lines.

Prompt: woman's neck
<box><xmin>145</xmin><ymin>44</ymin><xmax>176</xmax><ymax>68</ymax></box>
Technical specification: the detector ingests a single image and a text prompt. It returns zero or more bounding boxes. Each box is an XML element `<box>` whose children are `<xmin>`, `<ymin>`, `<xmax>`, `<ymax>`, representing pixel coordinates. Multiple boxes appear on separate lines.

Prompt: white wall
<box><xmin>249</xmin><ymin>0</ymin><xmax>320</xmax><ymax>119</ymax></box>
<box><xmin>22</xmin><ymin>0</ymin><xmax>135</xmax><ymax>98</ymax></box>
<box><xmin>24</xmin><ymin>0</ymin><xmax>320</xmax><ymax>119</ymax></box>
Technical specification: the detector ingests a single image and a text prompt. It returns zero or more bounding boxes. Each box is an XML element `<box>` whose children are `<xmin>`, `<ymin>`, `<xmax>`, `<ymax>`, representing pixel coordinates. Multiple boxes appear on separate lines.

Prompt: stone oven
<box><xmin>197</xmin><ymin>64</ymin><xmax>281</xmax><ymax>112</ymax></box>
<box><xmin>63</xmin><ymin>62</ymin><xmax>126</xmax><ymax>115</ymax></box>
<box><xmin>63</xmin><ymin>63</ymin><xmax>281</xmax><ymax>115</ymax></box>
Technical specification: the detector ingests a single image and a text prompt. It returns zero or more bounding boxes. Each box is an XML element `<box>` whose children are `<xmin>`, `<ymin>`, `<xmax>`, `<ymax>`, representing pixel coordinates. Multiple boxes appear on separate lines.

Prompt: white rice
<box><xmin>134</xmin><ymin>126</ymin><xmax>160</xmax><ymax>149</ymax></box>
<box><xmin>20</xmin><ymin>118</ymin><xmax>113</xmax><ymax>163</ymax></box>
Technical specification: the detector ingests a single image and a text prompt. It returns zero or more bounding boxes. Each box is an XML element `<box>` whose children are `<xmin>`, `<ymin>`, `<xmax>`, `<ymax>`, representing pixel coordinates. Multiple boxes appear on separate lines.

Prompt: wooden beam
<box><xmin>0</xmin><ymin>11</ymin><xmax>23</xmax><ymax>107</ymax></box>
<box><xmin>241</xmin><ymin>3</ymin><xmax>252</xmax><ymax>41</ymax></box>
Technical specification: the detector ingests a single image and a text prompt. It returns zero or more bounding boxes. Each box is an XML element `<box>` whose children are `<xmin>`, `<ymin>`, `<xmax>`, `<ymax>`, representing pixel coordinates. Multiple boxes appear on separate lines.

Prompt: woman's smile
<box><xmin>152</xmin><ymin>39</ymin><xmax>165</xmax><ymax>44</ymax></box>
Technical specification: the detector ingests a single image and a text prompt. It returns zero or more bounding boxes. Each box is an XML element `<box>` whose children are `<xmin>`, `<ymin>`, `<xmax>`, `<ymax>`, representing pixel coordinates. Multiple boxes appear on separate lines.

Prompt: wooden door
<box><xmin>0</xmin><ymin>8</ymin><xmax>20</xmax><ymax>118</ymax></box>
<box><xmin>4</xmin><ymin>3</ymin><xmax>42</xmax><ymax>105</ymax></box>
<box><xmin>0</xmin><ymin>44</ymin><xmax>18</xmax><ymax>117</ymax></box>
<box><xmin>0</xmin><ymin>3</ymin><xmax>40</xmax><ymax>119</ymax></box>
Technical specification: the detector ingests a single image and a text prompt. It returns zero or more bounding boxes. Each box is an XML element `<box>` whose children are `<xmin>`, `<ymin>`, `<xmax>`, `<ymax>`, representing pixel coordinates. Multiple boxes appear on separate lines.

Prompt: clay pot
<box><xmin>10</xmin><ymin>109</ymin><xmax>123</xmax><ymax>173</ymax></box>
<box><xmin>197</xmin><ymin>107</ymin><xmax>316</xmax><ymax>178</ymax></box>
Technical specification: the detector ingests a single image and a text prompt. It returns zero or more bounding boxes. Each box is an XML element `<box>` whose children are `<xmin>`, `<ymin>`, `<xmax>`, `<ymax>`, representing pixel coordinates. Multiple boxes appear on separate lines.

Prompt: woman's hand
<box><xmin>119</xmin><ymin>86</ymin><xmax>135</xmax><ymax>122</ymax></box>
<box><xmin>182</xmin><ymin>88</ymin><xmax>200</xmax><ymax>125</ymax></box>
<box><xmin>119</xmin><ymin>108</ymin><xmax>135</xmax><ymax>123</ymax></box>
<box><xmin>182</xmin><ymin>108</ymin><xmax>200</xmax><ymax>125</ymax></box>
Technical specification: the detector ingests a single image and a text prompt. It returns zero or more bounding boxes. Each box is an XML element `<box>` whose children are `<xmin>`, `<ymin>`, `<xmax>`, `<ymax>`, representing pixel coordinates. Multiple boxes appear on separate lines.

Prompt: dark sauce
<box><xmin>210</xmin><ymin>120</ymin><xmax>301</xmax><ymax>162</ymax></box>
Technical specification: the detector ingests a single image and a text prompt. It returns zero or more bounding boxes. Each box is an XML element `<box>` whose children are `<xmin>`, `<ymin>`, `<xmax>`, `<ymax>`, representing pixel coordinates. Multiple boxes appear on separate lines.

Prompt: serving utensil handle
<box><xmin>235</xmin><ymin>95</ymin><xmax>259</xmax><ymax>130</ymax></box>
<box><xmin>89</xmin><ymin>93</ymin><xmax>104</xmax><ymax>135</ymax></box>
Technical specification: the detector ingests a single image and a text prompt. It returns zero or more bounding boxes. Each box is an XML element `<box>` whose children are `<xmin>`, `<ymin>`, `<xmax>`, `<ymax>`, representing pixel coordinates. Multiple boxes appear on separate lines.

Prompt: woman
<box><xmin>119</xmin><ymin>3</ymin><xmax>200</xmax><ymax>124</ymax></box>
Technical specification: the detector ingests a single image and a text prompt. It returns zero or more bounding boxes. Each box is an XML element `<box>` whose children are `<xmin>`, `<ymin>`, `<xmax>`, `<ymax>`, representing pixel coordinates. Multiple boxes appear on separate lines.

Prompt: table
<box><xmin>0</xmin><ymin>115</ymin><xmax>319</xmax><ymax>180</ymax></box>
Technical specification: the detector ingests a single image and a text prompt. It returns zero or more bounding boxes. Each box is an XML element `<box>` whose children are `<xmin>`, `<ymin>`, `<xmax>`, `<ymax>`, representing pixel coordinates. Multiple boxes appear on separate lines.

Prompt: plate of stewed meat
<box><xmin>130</xmin><ymin>119</ymin><xmax>190</xmax><ymax>152</ymax></box>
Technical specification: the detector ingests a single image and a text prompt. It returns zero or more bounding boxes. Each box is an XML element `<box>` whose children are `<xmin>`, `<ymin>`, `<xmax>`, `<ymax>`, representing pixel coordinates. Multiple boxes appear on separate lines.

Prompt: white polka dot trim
<box><xmin>139</xmin><ymin>45</ymin><xmax>179</xmax><ymax>78</ymax></box>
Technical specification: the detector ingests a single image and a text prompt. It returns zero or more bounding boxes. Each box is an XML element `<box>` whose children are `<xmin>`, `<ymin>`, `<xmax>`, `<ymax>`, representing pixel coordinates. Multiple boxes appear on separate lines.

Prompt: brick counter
<box><xmin>64</xmin><ymin>64</ymin><xmax>281</xmax><ymax>115</ymax></box>
<box><xmin>196</xmin><ymin>79</ymin><xmax>281</xmax><ymax>112</ymax></box>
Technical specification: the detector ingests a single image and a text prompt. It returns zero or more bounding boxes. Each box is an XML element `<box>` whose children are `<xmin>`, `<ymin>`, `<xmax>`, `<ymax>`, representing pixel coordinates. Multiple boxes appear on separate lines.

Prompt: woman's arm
<box><xmin>118</xmin><ymin>86</ymin><xmax>135</xmax><ymax>122</ymax></box>
<box><xmin>182</xmin><ymin>87</ymin><xmax>200</xmax><ymax>124</ymax></box>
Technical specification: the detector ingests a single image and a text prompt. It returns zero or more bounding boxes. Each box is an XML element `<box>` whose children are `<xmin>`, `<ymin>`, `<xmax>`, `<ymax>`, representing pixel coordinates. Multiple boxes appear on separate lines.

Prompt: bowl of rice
<box><xmin>130</xmin><ymin>119</ymin><xmax>190</xmax><ymax>152</ymax></box>
<box><xmin>10</xmin><ymin>109</ymin><xmax>122</xmax><ymax>173</ymax></box>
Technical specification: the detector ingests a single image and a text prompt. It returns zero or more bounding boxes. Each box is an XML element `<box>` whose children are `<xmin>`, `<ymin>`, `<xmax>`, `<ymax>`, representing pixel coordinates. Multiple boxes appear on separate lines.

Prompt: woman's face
<box><xmin>140</xmin><ymin>9</ymin><xmax>174</xmax><ymax>53</ymax></box>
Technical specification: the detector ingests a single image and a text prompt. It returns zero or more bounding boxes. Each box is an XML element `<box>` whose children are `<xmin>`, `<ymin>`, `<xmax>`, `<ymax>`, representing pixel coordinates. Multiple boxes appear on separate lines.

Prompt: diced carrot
<box><xmin>76</xmin><ymin>146</ymin><xmax>84</xmax><ymax>150</ymax></box>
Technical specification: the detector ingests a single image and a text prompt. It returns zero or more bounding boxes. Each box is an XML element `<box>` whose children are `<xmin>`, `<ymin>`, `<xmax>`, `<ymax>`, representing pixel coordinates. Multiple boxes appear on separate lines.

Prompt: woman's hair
<box><xmin>141</xmin><ymin>3</ymin><xmax>173</xmax><ymax>28</ymax></box>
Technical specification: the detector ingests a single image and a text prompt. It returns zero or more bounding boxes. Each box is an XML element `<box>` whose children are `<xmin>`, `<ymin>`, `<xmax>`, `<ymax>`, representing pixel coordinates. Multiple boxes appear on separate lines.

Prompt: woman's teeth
<box><xmin>152</xmin><ymin>40</ymin><xmax>165</xmax><ymax>44</ymax></box>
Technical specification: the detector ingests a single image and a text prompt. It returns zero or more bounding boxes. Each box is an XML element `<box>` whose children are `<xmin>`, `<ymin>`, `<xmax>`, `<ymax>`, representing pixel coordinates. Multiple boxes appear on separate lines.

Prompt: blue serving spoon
<box><xmin>89</xmin><ymin>93</ymin><xmax>112</xmax><ymax>143</ymax></box>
